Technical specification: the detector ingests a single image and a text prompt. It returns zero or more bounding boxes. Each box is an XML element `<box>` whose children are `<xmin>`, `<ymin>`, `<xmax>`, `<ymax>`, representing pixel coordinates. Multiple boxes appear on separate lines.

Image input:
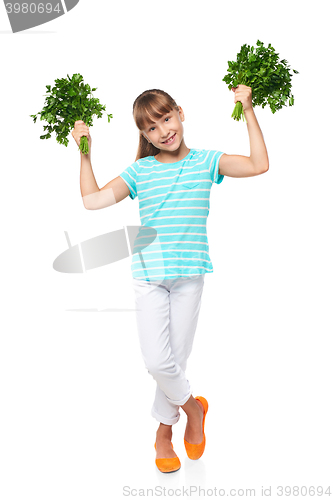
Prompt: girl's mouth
<box><xmin>163</xmin><ymin>133</ymin><xmax>176</xmax><ymax>145</ymax></box>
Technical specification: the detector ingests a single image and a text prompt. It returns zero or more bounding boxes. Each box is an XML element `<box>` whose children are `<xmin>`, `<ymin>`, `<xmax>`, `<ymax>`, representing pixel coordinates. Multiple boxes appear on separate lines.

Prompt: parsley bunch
<box><xmin>222</xmin><ymin>40</ymin><xmax>299</xmax><ymax>122</ymax></box>
<box><xmin>30</xmin><ymin>73</ymin><xmax>112</xmax><ymax>154</ymax></box>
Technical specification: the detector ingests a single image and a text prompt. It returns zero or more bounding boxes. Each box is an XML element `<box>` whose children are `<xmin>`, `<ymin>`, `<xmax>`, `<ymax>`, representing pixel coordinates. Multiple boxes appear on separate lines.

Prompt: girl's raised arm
<box><xmin>72</xmin><ymin>121</ymin><xmax>130</xmax><ymax>210</ymax></box>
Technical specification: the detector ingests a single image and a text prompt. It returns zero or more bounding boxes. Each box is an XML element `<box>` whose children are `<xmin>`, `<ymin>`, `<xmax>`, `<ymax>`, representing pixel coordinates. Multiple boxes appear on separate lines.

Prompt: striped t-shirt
<box><xmin>119</xmin><ymin>148</ymin><xmax>225</xmax><ymax>281</ymax></box>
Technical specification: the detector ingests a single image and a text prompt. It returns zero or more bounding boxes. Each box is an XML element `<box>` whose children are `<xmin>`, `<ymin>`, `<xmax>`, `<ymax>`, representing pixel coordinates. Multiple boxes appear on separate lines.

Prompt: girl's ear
<box><xmin>178</xmin><ymin>106</ymin><xmax>185</xmax><ymax>122</ymax></box>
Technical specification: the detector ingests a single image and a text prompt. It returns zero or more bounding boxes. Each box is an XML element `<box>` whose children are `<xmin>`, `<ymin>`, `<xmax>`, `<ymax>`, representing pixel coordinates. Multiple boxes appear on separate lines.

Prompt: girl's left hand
<box><xmin>231</xmin><ymin>84</ymin><xmax>253</xmax><ymax>112</ymax></box>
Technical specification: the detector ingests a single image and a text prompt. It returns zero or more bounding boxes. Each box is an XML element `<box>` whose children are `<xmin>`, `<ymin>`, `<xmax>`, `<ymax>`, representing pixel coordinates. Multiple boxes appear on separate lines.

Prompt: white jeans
<box><xmin>132</xmin><ymin>274</ymin><xmax>205</xmax><ymax>425</ymax></box>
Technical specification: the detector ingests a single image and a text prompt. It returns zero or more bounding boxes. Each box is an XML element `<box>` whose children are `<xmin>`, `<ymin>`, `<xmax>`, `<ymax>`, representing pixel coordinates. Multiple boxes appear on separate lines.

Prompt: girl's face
<box><xmin>141</xmin><ymin>107</ymin><xmax>185</xmax><ymax>152</ymax></box>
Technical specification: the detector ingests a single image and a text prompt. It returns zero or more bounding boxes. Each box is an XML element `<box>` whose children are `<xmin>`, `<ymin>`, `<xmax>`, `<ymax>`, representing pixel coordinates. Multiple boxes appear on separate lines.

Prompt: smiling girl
<box><xmin>72</xmin><ymin>85</ymin><xmax>269</xmax><ymax>473</ymax></box>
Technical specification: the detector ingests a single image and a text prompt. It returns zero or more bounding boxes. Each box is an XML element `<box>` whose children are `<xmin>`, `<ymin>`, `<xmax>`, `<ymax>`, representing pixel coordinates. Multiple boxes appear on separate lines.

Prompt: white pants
<box><xmin>132</xmin><ymin>274</ymin><xmax>205</xmax><ymax>425</ymax></box>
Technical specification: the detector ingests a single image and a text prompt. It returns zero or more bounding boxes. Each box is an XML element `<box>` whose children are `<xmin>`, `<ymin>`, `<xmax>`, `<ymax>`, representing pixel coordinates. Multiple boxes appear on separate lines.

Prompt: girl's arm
<box><xmin>219</xmin><ymin>85</ymin><xmax>269</xmax><ymax>178</ymax></box>
<box><xmin>72</xmin><ymin>121</ymin><xmax>130</xmax><ymax>209</ymax></box>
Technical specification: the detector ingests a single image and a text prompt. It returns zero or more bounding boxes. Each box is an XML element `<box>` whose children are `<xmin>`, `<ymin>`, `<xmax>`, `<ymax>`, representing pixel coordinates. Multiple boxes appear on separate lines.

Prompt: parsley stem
<box><xmin>80</xmin><ymin>136</ymin><xmax>89</xmax><ymax>155</ymax></box>
<box><xmin>231</xmin><ymin>101</ymin><xmax>247</xmax><ymax>123</ymax></box>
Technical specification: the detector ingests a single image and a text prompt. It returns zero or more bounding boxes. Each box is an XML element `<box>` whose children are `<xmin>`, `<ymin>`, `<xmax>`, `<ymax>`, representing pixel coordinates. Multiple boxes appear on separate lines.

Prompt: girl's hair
<box><xmin>133</xmin><ymin>89</ymin><xmax>179</xmax><ymax>161</ymax></box>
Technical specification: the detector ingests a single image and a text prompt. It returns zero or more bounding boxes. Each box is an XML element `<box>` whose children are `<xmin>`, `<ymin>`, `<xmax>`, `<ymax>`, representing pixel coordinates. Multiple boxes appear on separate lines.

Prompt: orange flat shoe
<box><xmin>154</xmin><ymin>442</ymin><xmax>181</xmax><ymax>473</ymax></box>
<box><xmin>184</xmin><ymin>396</ymin><xmax>209</xmax><ymax>460</ymax></box>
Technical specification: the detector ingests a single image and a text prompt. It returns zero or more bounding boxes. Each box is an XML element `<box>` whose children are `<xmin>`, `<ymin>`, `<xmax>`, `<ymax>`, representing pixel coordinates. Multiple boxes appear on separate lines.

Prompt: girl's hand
<box><xmin>71</xmin><ymin>120</ymin><xmax>92</xmax><ymax>151</ymax></box>
<box><xmin>231</xmin><ymin>85</ymin><xmax>253</xmax><ymax>112</ymax></box>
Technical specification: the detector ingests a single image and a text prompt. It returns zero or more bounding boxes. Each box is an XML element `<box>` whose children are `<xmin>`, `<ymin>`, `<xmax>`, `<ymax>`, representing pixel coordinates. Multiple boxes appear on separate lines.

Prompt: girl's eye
<box><xmin>149</xmin><ymin>127</ymin><xmax>155</xmax><ymax>131</ymax></box>
<box><xmin>165</xmin><ymin>117</ymin><xmax>170</xmax><ymax>122</ymax></box>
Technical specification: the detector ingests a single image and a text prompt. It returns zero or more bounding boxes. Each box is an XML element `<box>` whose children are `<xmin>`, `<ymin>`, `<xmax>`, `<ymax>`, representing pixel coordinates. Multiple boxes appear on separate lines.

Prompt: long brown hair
<box><xmin>133</xmin><ymin>89</ymin><xmax>179</xmax><ymax>161</ymax></box>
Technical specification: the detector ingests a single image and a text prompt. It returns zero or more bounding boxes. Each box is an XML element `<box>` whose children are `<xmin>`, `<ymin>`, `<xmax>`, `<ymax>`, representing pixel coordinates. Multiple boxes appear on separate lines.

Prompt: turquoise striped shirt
<box><xmin>119</xmin><ymin>149</ymin><xmax>225</xmax><ymax>280</ymax></box>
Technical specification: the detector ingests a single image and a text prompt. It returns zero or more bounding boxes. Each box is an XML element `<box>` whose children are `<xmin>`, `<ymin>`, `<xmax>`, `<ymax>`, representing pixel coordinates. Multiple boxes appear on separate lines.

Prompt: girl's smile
<box><xmin>162</xmin><ymin>133</ymin><xmax>176</xmax><ymax>145</ymax></box>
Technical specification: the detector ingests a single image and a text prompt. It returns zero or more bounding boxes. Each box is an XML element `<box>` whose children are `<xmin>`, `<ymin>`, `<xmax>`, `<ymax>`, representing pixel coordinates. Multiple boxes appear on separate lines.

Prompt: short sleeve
<box><xmin>209</xmin><ymin>150</ymin><xmax>225</xmax><ymax>184</ymax></box>
<box><xmin>119</xmin><ymin>162</ymin><xmax>138</xmax><ymax>200</ymax></box>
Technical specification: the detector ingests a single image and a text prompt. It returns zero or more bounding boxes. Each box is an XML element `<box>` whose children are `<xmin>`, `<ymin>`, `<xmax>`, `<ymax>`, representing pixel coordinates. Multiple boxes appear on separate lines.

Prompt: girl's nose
<box><xmin>159</xmin><ymin>124</ymin><xmax>169</xmax><ymax>137</ymax></box>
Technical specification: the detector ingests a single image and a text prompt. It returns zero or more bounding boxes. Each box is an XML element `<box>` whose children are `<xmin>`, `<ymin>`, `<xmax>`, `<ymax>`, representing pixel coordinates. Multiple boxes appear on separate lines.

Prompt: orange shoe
<box><xmin>184</xmin><ymin>396</ymin><xmax>209</xmax><ymax>460</ymax></box>
<box><xmin>154</xmin><ymin>442</ymin><xmax>181</xmax><ymax>473</ymax></box>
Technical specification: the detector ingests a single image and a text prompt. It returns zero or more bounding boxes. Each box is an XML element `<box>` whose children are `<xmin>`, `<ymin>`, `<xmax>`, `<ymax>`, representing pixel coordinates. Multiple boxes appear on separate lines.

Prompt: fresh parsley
<box><xmin>222</xmin><ymin>40</ymin><xmax>299</xmax><ymax>122</ymax></box>
<box><xmin>30</xmin><ymin>73</ymin><xmax>113</xmax><ymax>154</ymax></box>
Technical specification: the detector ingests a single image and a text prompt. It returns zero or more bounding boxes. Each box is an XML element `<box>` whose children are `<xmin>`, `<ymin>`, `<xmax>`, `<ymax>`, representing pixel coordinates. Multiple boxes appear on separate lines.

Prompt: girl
<box><xmin>71</xmin><ymin>86</ymin><xmax>269</xmax><ymax>473</ymax></box>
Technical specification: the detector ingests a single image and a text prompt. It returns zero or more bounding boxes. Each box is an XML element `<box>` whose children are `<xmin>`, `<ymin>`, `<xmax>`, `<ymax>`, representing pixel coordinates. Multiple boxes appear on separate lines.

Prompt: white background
<box><xmin>1</xmin><ymin>0</ymin><xmax>332</xmax><ymax>498</ymax></box>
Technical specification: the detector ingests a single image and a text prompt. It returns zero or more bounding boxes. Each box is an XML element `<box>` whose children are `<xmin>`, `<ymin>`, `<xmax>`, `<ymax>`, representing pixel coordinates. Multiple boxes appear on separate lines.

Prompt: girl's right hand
<box><xmin>71</xmin><ymin>120</ymin><xmax>92</xmax><ymax>151</ymax></box>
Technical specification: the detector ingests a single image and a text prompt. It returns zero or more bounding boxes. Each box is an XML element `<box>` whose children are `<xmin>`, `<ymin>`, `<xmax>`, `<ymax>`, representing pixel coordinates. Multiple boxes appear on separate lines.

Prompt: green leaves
<box><xmin>222</xmin><ymin>40</ymin><xmax>299</xmax><ymax>121</ymax></box>
<box><xmin>30</xmin><ymin>73</ymin><xmax>113</xmax><ymax>154</ymax></box>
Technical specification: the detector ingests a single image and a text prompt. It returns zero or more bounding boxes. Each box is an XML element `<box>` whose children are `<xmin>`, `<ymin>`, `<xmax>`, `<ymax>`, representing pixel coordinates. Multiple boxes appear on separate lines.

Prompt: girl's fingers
<box><xmin>74</xmin><ymin>129</ymin><xmax>89</xmax><ymax>138</ymax></box>
<box><xmin>234</xmin><ymin>91</ymin><xmax>250</xmax><ymax>98</ymax></box>
<box><xmin>72</xmin><ymin>124</ymin><xmax>89</xmax><ymax>145</ymax></box>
